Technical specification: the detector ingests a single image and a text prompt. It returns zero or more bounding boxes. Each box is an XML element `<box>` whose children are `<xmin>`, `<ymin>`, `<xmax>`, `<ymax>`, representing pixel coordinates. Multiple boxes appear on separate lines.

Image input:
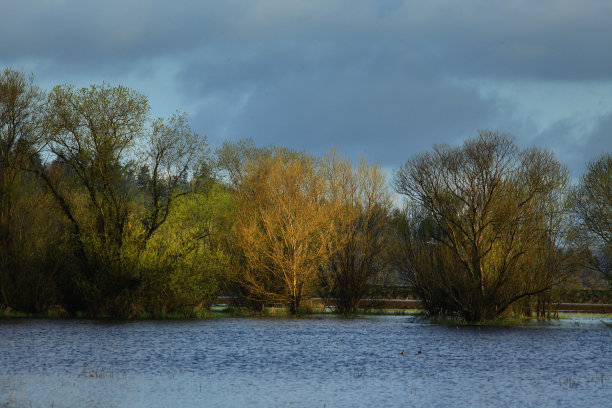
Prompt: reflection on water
<box><xmin>1</xmin><ymin>316</ymin><xmax>611</xmax><ymax>407</ymax></box>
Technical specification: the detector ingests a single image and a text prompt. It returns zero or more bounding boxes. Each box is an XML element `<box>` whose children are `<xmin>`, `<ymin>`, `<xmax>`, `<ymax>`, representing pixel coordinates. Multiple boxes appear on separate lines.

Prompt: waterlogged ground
<box><xmin>1</xmin><ymin>316</ymin><xmax>611</xmax><ymax>407</ymax></box>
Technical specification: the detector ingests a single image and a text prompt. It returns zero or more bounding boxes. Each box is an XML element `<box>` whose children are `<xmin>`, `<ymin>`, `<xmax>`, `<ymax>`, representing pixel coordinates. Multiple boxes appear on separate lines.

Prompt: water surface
<box><xmin>1</xmin><ymin>316</ymin><xmax>611</xmax><ymax>407</ymax></box>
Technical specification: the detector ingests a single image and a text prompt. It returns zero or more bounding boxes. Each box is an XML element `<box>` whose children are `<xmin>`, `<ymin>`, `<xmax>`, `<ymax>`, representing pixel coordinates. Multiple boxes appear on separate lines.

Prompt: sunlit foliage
<box><xmin>232</xmin><ymin>149</ymin><xmax>333</xmax><ymax>314</ymax></box>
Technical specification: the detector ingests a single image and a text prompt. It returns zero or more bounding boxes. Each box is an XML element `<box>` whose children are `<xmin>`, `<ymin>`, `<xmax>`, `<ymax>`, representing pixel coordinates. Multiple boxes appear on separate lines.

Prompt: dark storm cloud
<box><xmin>4</xmin><ymin>1</ymin><xmax>611</xmax><ymax>78</ymax></box>
<box><xmin>1</xmin><ymin>1</ymin><xmax>226</xmax><ymax>71</ymax></box>
<box><xmin>188</xmin><ymin>55</ymin><xmax>502</xmax><ymax>166</ymax></box>
<box><xmin>2</xmin><ymin>1</ymin><xmax>611</xmax><ymax>171</ymax></box>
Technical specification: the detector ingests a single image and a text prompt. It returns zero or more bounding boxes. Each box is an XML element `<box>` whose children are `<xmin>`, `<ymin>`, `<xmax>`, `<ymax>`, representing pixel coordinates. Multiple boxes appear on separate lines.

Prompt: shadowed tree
<box><xmin>319</xmin><ymin>151</ymin><xmax>392</xmax><ymax>314</ymax></box>
<box><xmin>0</xmin><ymin>68</ymin><xmax>60</xmax><ymax>312</ymax></box>
<box><xmin>43</xmin><ymin>83</ymin><xmax>148</xmax><ymax>259</ymax></box>
<box><xmin>571</xmin><ymin>153</ymin><xmax>612</xmax><ymax>286</ymax></box>
<box><xmin>37</xmin><ymin>83</ymin><xmax>149</xmax><ymax>312</ymax></box>
<box><xmin>393</xmin><ymin>131</ymin><xmax>568</xmax><ymax>322</ymax></box>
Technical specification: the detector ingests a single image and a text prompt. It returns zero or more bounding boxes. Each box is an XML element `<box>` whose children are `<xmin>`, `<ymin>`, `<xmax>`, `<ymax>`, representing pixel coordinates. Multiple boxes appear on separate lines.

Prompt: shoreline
<box><xmin>2</xmin><ymin>304</ymin><xmax>612</xmax><ymax>326</ymax></box>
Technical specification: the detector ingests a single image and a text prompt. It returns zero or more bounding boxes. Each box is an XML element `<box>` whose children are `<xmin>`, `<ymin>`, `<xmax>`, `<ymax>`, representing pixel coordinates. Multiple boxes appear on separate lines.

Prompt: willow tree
<box><xmin>319</xmin><ymin>151</ymin><xmax>392</xmax><ymax>314</ymax></box>
<box><xmin>233</xmin><ymin>149</ymin><xmax>333</xmax><ymax>314</ymax></box>
<box><xmin>393</xmin><ymin>131</ymin><xmax>568</xmax><ymax>322</ymax></box>
<box><xmin>571</xmin><ymin>153</ymin><xmax>612</xmax><ymax>286</ymax></box>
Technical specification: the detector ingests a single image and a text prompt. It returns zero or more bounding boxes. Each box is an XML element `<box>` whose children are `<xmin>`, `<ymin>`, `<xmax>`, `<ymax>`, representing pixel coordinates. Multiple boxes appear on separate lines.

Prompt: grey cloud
<box><xmin>190</xmin><ymin>60</ymin><xmax>502</xmax><ymax>167</ymax></box>
<box><xmin>1</xmin><ymin>1</ymin><xmax>231</xmax><ymax>69</ymax></box>
<box><xmin>3</xmin><ymin>1</ymin><xmax>612</xmax><ymax>81</ymax></box>
<box><xmin>422</xmin><ymin>1</ymin><xmax>612</xmax><ymax>81</ymax></box>
<box><xmin>2</xmin><ymin>0</ymin><xmax>610</xmax><ymax>176</ymax></box>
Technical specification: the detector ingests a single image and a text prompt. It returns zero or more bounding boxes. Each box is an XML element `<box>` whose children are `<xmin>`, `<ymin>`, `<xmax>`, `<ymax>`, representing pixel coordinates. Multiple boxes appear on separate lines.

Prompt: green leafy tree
<box><xmin>139</xmin><ymin>113</ymin><xmax>209</xmax><ymax>243</ymax></box>
<box><xmin>38</xmin><ymin>83</ymin><xmax>208</xmax><ymax>314</ymax></box>
<box><xmin>138</xmin><ymin>184</ymin><xmax>233</xmax><ymax>315</ymax></box>
<box><xmin>39</xmin><ymin>83</ymin><xmax>149</xmax><ymax>313</ymax></box>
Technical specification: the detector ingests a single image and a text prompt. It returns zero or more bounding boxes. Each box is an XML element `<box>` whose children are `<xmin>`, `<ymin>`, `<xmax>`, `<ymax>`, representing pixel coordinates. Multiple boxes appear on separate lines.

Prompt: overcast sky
<box><xmin>2</xmin><ymin>0</ymin><xmax>611</xmax><ymax>177</ymax></box>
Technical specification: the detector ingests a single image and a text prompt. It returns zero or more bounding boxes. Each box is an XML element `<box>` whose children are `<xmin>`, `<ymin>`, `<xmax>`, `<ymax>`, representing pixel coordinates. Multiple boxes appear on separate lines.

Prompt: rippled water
<box><xmin>1</xmin><ymin>316</ymin><xmax>611</xmax><ymax>407</ymax></box>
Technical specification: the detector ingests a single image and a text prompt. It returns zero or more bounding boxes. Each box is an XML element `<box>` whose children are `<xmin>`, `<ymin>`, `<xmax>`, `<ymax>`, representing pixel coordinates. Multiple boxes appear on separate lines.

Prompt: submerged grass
<box><xmin>1</xmin><ymin>308</ymin><xmax>72</xmax><ymax>319</ymax></box>
<box><xmin>209</xmin><ymin>306</ymin><xmax>314</xmax><ymax>318</ymax></box>
<box><xmin>80</xmin><ymin>367</ymin><xmax>115</xmax><ymax>379</ymax></box>
<box><xmin>559</xmin><ymin>372</ymin><xmax>610</xmax><ymax>388</ymax></box>
<box><xmin>1</xmin><ymin>303</ymin><xmax>610</xmax><ymax>324</ymax></box>
<box><xmin>428</xmin><ymin>315</ymin><xmax>551</xmax><ymax>327</ymax></box>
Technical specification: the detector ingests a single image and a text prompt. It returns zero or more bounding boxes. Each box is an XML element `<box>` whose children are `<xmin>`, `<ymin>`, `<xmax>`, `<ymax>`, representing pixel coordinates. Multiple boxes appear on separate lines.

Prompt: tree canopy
<box><xmin>393</xmin><ymin>131</ymin><xmax>568</xmax><ymax>321</ymax></box>
<box><xmin>0</xmin><ymin>68</ymin><xmax>609</xmax><ymax>321</ymax></box>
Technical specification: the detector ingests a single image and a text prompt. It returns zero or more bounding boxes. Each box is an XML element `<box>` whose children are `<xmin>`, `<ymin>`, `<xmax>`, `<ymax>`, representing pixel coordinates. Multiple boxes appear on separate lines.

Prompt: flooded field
<box><xmin>1</xmin><ymin>316</ymin><xmax>611</xmax><ymax>407</ymax></box>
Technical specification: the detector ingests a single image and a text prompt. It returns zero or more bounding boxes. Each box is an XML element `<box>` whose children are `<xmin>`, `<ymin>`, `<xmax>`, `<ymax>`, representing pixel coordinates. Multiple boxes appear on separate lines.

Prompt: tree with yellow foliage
<box><xmin>232</xmin><ymin>149</ymin><xmax>334</xmax><ymax>314</ymax></box>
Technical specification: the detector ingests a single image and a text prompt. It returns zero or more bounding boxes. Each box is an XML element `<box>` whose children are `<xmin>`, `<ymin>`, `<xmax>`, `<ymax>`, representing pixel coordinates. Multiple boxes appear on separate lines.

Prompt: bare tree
<box><xmin>393</xmin><ymin>131</ymin><xmax>568</xmax><ymax>321</ymax></box>
<box><xmin>319</xmin><ymin>151</ymin><xmax>392</xmax><ymax>314</ymax></box>
<box><xmin>571</xmin><ymin>153</ymin><xmax>612</xmax><ymax>285</ymax></box>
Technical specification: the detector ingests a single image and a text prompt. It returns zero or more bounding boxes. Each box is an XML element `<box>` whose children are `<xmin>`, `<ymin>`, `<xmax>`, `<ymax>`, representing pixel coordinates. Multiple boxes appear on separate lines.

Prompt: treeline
<box><xmin>0</xmin><ymin>68</ymin><xmax>610</xmax><ymax>321</ymax></box>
